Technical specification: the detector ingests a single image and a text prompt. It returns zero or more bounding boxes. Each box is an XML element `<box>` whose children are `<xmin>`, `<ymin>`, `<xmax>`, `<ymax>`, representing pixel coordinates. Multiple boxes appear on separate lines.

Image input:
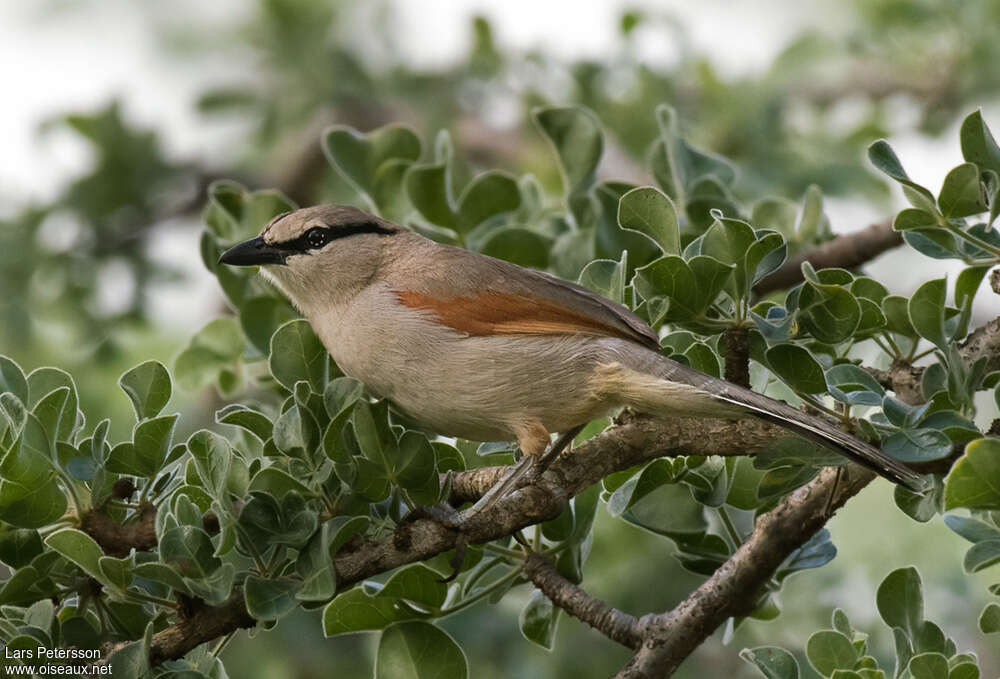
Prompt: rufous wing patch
<box><xmin>394</xmin><ymin>289</ymin><xmax>643</xmax><ymax>343</ymax></box>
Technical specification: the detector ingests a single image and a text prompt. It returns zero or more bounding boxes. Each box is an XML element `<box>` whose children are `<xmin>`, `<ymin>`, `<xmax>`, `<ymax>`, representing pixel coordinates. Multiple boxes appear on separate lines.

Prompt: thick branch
<box><xmin>754</xmin><ymin>220</ymin><xmax>901</xmax><ymax>295</ymax></box>
<box><xmin>524</xmin><ymin>553</ymin><xmax>642</xmax><ymax>649</ymax></box>
<box><xmin>616</xmin><ymin>465</ymin><xmax>875</xmax><ymax>679</ymax></box>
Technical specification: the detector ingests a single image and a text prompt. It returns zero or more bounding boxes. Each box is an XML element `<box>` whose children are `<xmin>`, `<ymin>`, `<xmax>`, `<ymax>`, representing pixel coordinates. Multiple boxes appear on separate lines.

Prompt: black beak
<box><xmin>219</xmin><ymin>237</ymin><xmax>287</xmax><ymax>266</ymax></box>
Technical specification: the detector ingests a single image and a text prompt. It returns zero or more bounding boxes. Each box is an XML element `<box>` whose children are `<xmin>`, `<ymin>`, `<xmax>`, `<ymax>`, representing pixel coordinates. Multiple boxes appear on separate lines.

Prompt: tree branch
<box><xmin>80</xmin><ymin>502</ymin><xmax>156</xmax><ymax>557</ymax></box>
<box><xmin>615</xmin><ymin>465</ymin><xmax>875</xmax><ymax>679</ymax></box>
<box><xmin>524</xmin><ymin>552</ymin><xmax>642</xmax><ymax>649</ymax></box>
<box><xmin>868</xmin><ymin>311</ymin><xmax>1000</xmax><ymax>401</ymax></box>
<box><xmin>722</xmin><ymin>326</ymin><xmax>751</xmax><ymax>388</ymax></box>
<box><xmin>754</xmin><ymin>220</ymin><xmax>901</xmax><ymax>295</ymax></box>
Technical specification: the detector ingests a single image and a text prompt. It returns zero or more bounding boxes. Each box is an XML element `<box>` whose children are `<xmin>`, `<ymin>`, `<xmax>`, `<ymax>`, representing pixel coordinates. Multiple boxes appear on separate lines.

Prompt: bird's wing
<box><xmin>389</xmin><ymin>241</ymin><xmax>660</xmax><ymax>350</ymax></box>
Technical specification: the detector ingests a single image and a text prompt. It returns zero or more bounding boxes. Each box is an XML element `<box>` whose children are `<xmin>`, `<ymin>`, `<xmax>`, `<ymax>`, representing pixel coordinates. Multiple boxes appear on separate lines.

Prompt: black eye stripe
<box><xmin>275</xmin><ymin>221</ymin><xmax>396</xmax><ymax>252</ymax></box>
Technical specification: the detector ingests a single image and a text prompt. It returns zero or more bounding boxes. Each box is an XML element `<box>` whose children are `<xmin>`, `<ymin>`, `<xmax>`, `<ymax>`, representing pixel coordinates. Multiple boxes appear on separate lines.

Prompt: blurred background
<box><xmin>2</xmin><ymin>0</ymin><xmax>999</xmax><ymax>675</ymax></box>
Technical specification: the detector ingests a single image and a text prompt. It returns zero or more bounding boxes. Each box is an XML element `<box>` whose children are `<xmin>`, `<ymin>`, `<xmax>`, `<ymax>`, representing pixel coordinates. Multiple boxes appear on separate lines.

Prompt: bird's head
<box><xmin>218</xmin><ymin>204</ymin><xmax>400</xmax><ymax>311</ymax></box>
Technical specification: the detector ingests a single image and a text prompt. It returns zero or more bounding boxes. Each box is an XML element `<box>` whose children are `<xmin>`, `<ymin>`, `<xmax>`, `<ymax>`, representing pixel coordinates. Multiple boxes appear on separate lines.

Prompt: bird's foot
<box><xmin>400</xmin><ymin>501</ymin><xmax>463</xmax><ymax>528</ymax></box>
<box><xmin>453</xmin><ymin>423</ymin><xmax>586</xmax><ymax>526</ymax></box>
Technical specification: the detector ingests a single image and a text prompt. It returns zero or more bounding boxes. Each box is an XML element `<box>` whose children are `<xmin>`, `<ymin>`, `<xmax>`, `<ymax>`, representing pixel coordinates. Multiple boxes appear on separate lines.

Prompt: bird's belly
<box><xmin>378</xmin><ymin>334</ymin><xmax>631</xmax><ymax>442</ymax></box>
<box><xmin>311</xmin><ymin>292</ymin><xmax>640</xmax><ymax>442</ymax></box>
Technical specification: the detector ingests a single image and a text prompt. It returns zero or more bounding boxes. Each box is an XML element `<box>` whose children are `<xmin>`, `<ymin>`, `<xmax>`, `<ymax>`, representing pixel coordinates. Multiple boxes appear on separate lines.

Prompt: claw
<box><xmin>455</xmin><ymin>424</ymin><xmax>586</xmax><ymax>525</ymax></box>
<box><xmin>400</xmin><ymin>502</ymin><xmax>462</xmax><ymax>528</ymax></box>
<box><xmin>439</xmin><ymin>534</ymin><xmax>468</xmax><ymax>583</ymax></box>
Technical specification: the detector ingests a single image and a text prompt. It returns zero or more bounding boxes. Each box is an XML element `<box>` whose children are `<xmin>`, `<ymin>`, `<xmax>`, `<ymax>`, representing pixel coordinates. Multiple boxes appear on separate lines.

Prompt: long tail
<box><xmin>595</xmin><ymin>354</ymin><xmax>922</xmax><ymax>491</ymax></box>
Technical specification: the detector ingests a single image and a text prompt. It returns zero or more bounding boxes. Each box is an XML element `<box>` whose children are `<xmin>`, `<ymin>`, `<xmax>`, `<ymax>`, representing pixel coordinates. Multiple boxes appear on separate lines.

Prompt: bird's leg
<box><xmin>822</xmin><ymin>466</ymin><xmax>844</xmax><ymax>517</ymax></box>
<box><xmin>424</xmin><ymin>424</ymin><xmax>584</xmax><ymax>583</ymax></box>
<box><xmin>458</xmin><ymin>423</ymin><xmax>584</xmax><ymax>522</ymax></box>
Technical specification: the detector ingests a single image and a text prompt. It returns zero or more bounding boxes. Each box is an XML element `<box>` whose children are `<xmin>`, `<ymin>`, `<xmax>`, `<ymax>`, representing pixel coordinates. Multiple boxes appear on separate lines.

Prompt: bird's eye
<box><xmin>305</xmin><ymin>228</ymin><xmax>329</xmax><ymax>249</ymax></box>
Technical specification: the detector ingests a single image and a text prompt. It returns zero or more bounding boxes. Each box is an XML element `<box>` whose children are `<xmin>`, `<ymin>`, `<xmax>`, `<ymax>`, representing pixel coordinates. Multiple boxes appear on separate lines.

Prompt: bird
<box><xmin>219</xmin><ymin>204</ymin><xmax>921</xmax><ymax>511</ymax></box>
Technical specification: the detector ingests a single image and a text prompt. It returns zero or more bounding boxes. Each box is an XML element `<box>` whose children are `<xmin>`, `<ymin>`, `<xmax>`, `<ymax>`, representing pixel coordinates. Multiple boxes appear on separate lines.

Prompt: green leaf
<box><xmin>133</xmin><ymin>562</ymin><xmax>191</xmax><ymax>595</ymax></box>
<box><xmin>775</xmin><ymin>529</ymin><xmax>837</xmax><ymax>582</ymax></box>
<box><xmin>949</xmin><ymin>663</ymin><xmax>979</xmax><ymax>679</ymax></box>
<box><xmin>876</xmin><ymin>567</ymin><xmax>923</xmax><ymax>638</ymax></box>
<box><xmin>943</xmin><ymin>514</ymin><xmax>1000</xmax><ymax>543</ymax></box>
<box><xmin>216</xmin><ymin>404</ymin><xmax>273</xmax><ymax>443</ymax></box>
<box><xmin>578</xmin><ymin>253</ymin><xmax>627</xmax><ymax>304</ymax></box>
<box><xmin>0</xmin><ymin>529</ymin><xmax>43</xmax><ymax>569</ymax></box>
<box><xmin>867</xmin><ymin>141</ymin><xmax>937</xmax><ymax>212</ymax></box>
<box><xmin>187</xmin><ymin>430</ymin><xmax>233</xmax><ymax>499</ymax></box>
<box><xmin>0</xmin><ymin>414</ymin><xmax>67</xmax><ymax>528</ymax></box>
<box><xmin>939</xmin><ymin>164</ymin><xmax>986</xmax><ymax>218</ymax></box>
<box><xmin>797</xmin><ymin>185</ymin><xmax>831</xmax><ymax>244</ymax></box>
<box><xmin>239</xmin><ymin>296</ymin><xmax>298</xmax><ymax>356</ymax></box>
<box><xmin>118</xmin><ymin>361</ymin><xmax>171</xmax><ymax>421</ymax></box>
<box><xmin>269</xmin><ymin>320</ymin><xmax>328</xmax><ymax>392</ymax></box>
<box><xmin>796</xmin><ymin>278</ymin><xmax>862</xmax><ymax>344</ymax></box>
<box><xmin>107</xmin><ymin>414</ymin><xmax>178</xmax><ymax>477</ymax></box>
<box><xmin>746</xmin><ymin>232</ymin><xmax>787</xmax><ymax>286</ymax></box>
<box><xmin>519</xmin><ymin>590</ymin><xmax>559</xmax><ymax>650</ymax></box>
<box><xmin>633</xmin><ymin>255</ymin><xmax>728</xmax><ymax>320</ymax></box>
<box><xmin>44</xmin><ymin>528</ymin><xmax>105</xmax><ymax>583</ymax></box>
<box><xmin>963</xmin><ymin>539</ymin><xmax>1000</xmax><ymax>573</ymax></box>
<box><xmin>407</xmin><ymin>160</ymin><xmax>456</xmax><ymax>230</ymax></box>
<box><xmin>903</xmin><ymin>229</ymin><xmax>961</xmax><ymax>260</ymax></box>
<box><xmin>159</xmin><ymin>526</ymin><xmax>221</xmax><ymax>580</ymax></box>
<box><xmin>237</xmin><ymin>492</ymin><xmax>317</xmax><ymax>548</ymax></box>
<box><xmin>375</xmin><ymin>621</ymin><xmax>468</xmax><ymax>679</ymax></box>
<box><xmin>322</xmin><ymin>587</ymin><xmax>414</xmax><ymax>636</ymax></box>
<box><xmin>883</xmin><ymin>296</ymin><xmax>918</xmax><ymax>337</ymax></box>
<box><xmin>376</xmin><ymin>564</ymin><xmax>447</xmax><ymax>609</ymax></box>
<box><xmin>882</xmin><ymin>429</ymin><xmax>952</xmax><ymax>463</ymax></box>
<box><xmin>979</xmin><ymin>602</ymin><xmax>1000</xmax><ymax>633</ymax></box>
<box><xmin>244</xmin><ymin>575</ymin><xmax>300</xmax><ymax>621</ymax></box>
<box><xmin>650</xmin><ymin>104</ymin><xmax>735</xmax><ymax>203</ymax></box>
<box><xmin>806</xmin><ymin>630</ymin><xmax>857</xmax><ymax>676</ymax></box>
<box><xmin>752</xmin><ymin>198</ymin><xmax>798</xmax><ymax>240</ymax></box>
<box><xmin>617</xmin><ymin>186</ymin><xmax>681</xmax><ymax>255</ymax></box>
<box><xmin>944</xmin><ymin>438</ymin><xmax>1000</xmax><ymax>510</ymax></box>
<box><xmin>766</xmin><ymin>345</ymin><xmax>827</xmax><ymax>394</ymax></box>
<box><xmin>0</xmin><ymin>356</ymin><xmax>28</xmax><ymax>405</ymax></box>
<box><xmin>960</xmin><ymin>110</ymin><xmax>1000</xmax><ymax>176</ymax></box>
<box><xmin>479</xmin><ymin>228</ymin><xmax>550</xmax><ymax>269</ymax></box>
<box><xmin>98</xmin><ymin>556</ymin><xmax>132</xmax><ymax>591</ymax></box>
<box><xmin>685</xmin><ymin>342</ymin><xmax>720</xmax><ymax>378</ymax></box>
<box><xmin>894</xmin><ymin>208</ymin><xmax>938</xmax><ymax>231</ymax></box>
<box><xmin>825</xmin><ymin>364</ymin><xmax>885</xmax><ymax>406</ymax></box>
<box><xmin>533</xmin><ymin>106</ymin><xmax>603</xmax><ymax>195</ymax></box>
<box><xmin>739</xmin><ymin>646</ymin><xmax>800</xmax><ymax>679</ymax></box>
<box><xmin>322</xmin><ymin>124</ymin><xmax>422</xmax><ymax>208</ymax></box>
<box><xmin>894</xmin><ymin>477</ymin><xmax>942</xmax><ymax>523</ymax></box>
<box><xmin>701</xmin><ymin>216</ymin><xmax>757</xmax><ymax>299</ymax></box>
<box><xmin>206</xmin><ymin>181</ymin><xmax>296</xmax><ymax>243</ymax></box>
<box><xmin>391</xmin><ymin>432</ymin><xmax>439</xmax><ymax>505</ymax></box>
<box><xmin>248</xmin><ymin>467</ymin><xmax>313</xmax><ymax>498</ymax></box>
<box><xmin>908</xmin><ymin>278</ymin><xmax>949</xmax><ymax>350</ymax></box>
<box><xmin>26</xmin><ymin>368</ymin><xmax>79</xmax><ymax>444</ymax></box>
<box><xmin>174</xmin><ymin>318</ymin><xmax>245</xmax><ymax>393</ymax></box>
<box><xmin>32</xmin><ymin>387</ymin><xmax>72</xmax><ymax>448</ymax></box>
<box><xmin>907</xmin><ymin>653</ymin><xmax>949</xmax><ymax>679</ymax></box>
<box><xmin>456</xmin><ymin>171</ymin><xmax>521</xmax><ymax>232</ymax></box>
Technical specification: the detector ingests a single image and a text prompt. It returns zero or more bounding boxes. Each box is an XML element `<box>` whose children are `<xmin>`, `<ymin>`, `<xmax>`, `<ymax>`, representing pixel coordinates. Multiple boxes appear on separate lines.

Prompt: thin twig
<box><xmin>524</xmin><ymin>553</ymin><xmax>642</xmax><ymax>649</ymax></box>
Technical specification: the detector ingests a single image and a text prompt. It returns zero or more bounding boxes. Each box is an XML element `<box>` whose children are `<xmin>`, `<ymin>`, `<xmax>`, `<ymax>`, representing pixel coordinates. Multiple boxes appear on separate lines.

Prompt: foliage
<box><xmin>2</xmin><ymin>100</ymin><xmax>1000</xmax><ymax>676</ymax></box>
<box><xmin>741</xmin><ymin>568</ymin><xmax>985</xmax><ymax>679</ymax></box>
